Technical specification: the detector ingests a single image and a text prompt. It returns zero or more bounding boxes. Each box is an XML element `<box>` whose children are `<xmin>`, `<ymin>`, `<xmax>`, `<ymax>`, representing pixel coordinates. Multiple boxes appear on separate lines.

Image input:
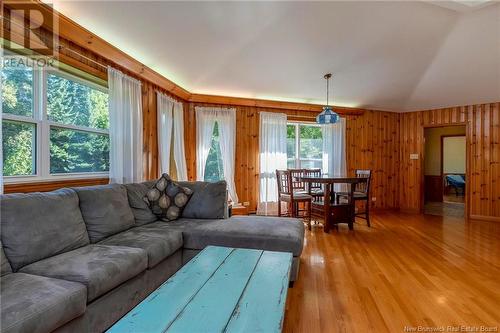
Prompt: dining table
<box><xmin>298</xmin><ymin>175</ymin><xmax>367</xmax><ymax>232</ymax></box>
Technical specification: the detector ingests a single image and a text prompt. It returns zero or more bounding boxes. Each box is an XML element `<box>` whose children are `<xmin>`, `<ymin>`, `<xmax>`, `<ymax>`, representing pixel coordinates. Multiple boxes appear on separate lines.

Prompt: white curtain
<box><xmin>217</xmin><ymin>109</ymin><xmax>238</xmax><ymax>204</ymax></box>
<box><xmin>257</xmin><ymin>112</ymin><xmax>287</xmax><ymax>216</ymax></box>
<box><xmin>156</xmin><ymin>92</ymin><xmax>188</xmax><ymax>180</ymax></box>
<box><xmin>108</xmin><ymin>67</ymin><xmax>143</xmax><ymax>184</ymax></box>
<box><xmin>322</xmin><ymin>117</ymin><xmax>347</xmax><ymax>191</ymax></box>
<box><xmin>172</xmin><ymin>101</ymin><xmax>188</xmax><ymax>181</ymax></box>
<box><xmin>157</xmin><ymin>92</ymin><xmax>173</xmax><ymax>175</ymax></box>
<box><xmin>196</xmin><ymin>108</ymin><xmax>217</xmax><ymax>182</ymax></box>
<box><xmin>196</xmin><ymin>106</ymin><xmax>239</xmax><ymax>203</ymax></box>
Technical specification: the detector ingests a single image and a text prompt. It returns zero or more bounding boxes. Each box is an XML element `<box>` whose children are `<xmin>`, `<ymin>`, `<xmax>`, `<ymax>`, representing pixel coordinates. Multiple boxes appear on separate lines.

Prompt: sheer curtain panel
<box><xmin>217</xmin><ymin>108</ymin><xmax>238</xmax><ymax>204</ymax></box>
<box><xmin>156</xmin><ymin>92</ymin><xmax>188</xmax><ymax>180</ymax></box>
<box><xmin>172</xmin><ymin>101</ymin><xmax>188</xmax><ymax>181</ymax></box>
<box><xmin>257</xmin><ymin>112</ymin><xmax>287</xmax><ymax>216</ymax></box>
<box><xmin>108</xmin><ymin>67</ymin><xmax>143</xmax><ymax>184</ymax></box>
<box><xmin>195</xmin><ymin>106</ymin><xmax>239</xmax><ymax>203</ymax></box>
<box><xmin>322</xmin><ymin>117</ymin><xmax>347</xmax><ymax>191</ymax></box>
<box><xmin>157</xmin><ymin>92</ymin><xmax>174</xmax><ymax>175</ymax></box>
<box><xmin>195</xmin><ymin>108</ymin><xmax>217</xmax><ymax>182</ymax></box>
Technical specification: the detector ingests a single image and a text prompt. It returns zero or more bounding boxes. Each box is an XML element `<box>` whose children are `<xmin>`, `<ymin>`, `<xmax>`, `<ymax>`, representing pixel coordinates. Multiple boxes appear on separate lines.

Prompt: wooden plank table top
<box><xmin>107</xmin><ymin>246</ymin><xmax>293</xmax><ymax>333</ymax></box>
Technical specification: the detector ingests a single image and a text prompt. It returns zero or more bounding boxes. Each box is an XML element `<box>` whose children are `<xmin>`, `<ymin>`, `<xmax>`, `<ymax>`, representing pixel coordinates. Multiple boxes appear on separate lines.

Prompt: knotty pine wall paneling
<box><xmin>346</xmin><ymin>111</ymin><xmax>400</xmax><ymax>210</ymax></box>
<box><xmin>2</xmin><ymin>6</ymin><xmax>185</xmax><ymax>192</ymax></box>
<box><xmin>185</xmin><ymin>103</ymin><xmax>400</xmax><ymax>212</ymax></box>
<box><xmin>399</xmin><ymin>103</ymin><xmax>500</xmax><ymax>220</ymax></box>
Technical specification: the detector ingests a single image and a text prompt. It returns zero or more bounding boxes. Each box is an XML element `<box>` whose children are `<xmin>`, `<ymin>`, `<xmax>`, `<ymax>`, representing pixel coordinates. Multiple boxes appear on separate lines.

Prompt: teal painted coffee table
<box><xmin>107</xmin><ymin>246</ymin><xmax>293</xmax><ymax>333</ymax></box>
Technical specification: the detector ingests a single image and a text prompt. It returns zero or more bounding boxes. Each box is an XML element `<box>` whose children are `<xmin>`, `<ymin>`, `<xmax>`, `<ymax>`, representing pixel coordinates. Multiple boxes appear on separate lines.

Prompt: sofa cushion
<box><xmin>144</xmin><ymin>216</ymin><xmax>304</xmax><ymax>257</ymax></box>
<box><xmin>124</xmin><ymin>183</ymin><xmax>158</xmax><ymax>226</ymax></box>
<box><xmin>19</xmin><ymin>245</ymin><xmax>147</xmax><ymax>302</ymax></box>
<box><xmin>74</xmin><ymin>184</ymin><xmax>136</xmax><ymax>243</ymax></box>
<box><xmin>98</xmin><ymin>225</ymin><xmax>183</xmax><ymax>268</ymax></box>
<box><xmin>177</xmin><ymin>181</ymin><xmax>228</xmax><ymax>219</ymax></box>
<box><xmin>1</xmin><ymin>273</ymin><xmax>86</xmax><ymax>333</ymax></box>
<box><xmin>1</xmin><ymin>242</ymin><xmax>12</xmax><ymax>276</ymax></box>
<box><xmin>0</xmin><ymin>189</ymin><xmax>90</xmax><ymax>271</ymax></box>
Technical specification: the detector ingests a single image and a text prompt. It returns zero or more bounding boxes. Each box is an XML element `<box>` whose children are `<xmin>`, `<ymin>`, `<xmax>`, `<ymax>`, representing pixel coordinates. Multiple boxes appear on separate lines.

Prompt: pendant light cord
<box><xmin>326</xmin><ymin>77</ymin><xmax>329</xmax><ymax>106</ymax></box>
<box><xmin>324</xmin><ymin>73</ymin><xmax>332</xmax><ymax>107</ymax></box>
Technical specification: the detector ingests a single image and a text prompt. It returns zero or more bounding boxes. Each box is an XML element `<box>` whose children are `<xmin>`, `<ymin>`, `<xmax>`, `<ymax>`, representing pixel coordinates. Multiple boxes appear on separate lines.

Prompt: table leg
<box><xmin>323</xmin><ymin>184</ymin><xmax>331</xmax><ymax>233</ymax></box>
<box><xmin>348</xmin><ymin>183</ymin><xmax>356</xmax><ymax>230</ymax></box>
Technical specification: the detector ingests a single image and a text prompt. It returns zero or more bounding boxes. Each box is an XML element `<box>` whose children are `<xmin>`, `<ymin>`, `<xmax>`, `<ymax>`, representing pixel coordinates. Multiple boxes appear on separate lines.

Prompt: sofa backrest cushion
<box><xmin>0</xmin><ymin>189</ymin><xmax>90</xmax><ymax>271</ymax></box>
<box><xmin>0</xmin><ymin>242</ymin><xmax>12</xmax><ymax>276</ymax></box>
<box><xmin>124</xmin><ymin>182</ymin><xmax>158</xmax><ymax>226</ymax></box>
<box><xmin>177</xmin><ymin>181</ymin><xmax>228</xmax><ymax>219</ymax></box>
<box><xmin>73</xmin><ymin>184</ymin><xmax>136</xmax><ymax>243</ymax></box>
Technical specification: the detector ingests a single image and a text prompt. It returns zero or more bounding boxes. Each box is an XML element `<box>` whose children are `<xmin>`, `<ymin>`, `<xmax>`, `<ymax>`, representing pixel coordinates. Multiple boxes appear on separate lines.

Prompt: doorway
<box><xmin>423</xmin><ymin>125</ymin><xmax>466</xmax><ymax>218</ymax></box>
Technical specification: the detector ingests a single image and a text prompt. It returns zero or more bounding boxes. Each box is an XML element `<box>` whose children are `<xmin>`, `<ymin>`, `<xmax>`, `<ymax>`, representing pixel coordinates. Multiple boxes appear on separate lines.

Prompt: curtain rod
<box><xmin>155</xmin><ymin>89</ymin><xmax>185</xmax><ymax>103</ymax></box>
<box><xmin>4</xmin><ymin>15</ymin><xmax>108</xmax><ymax>70</ymax></box>
<box><xmin>287</xmin><ymin>115</ymin><xmax>317</xmax><ymax>119</ymax></box>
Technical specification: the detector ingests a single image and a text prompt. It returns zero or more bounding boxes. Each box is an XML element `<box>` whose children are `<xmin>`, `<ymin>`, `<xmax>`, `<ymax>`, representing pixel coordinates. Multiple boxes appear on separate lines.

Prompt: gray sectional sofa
<box><xmin>0</xmin><ymin>180</ymin><xmax>304</xmax><ymax>333</ymax></box>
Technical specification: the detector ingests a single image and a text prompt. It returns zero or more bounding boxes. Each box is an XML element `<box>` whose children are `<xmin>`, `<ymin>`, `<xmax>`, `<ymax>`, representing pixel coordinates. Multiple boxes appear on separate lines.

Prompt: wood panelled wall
<box><xmin>399</xmin><ymin>103</ymin><xmax>500</xmax><ymax>219</ymax></box>
<box><xmin>185</xmin><ymin>104</ymin><xmax>400</xmax><ymax>212</ymax></box>
<box><xmin>2</xmin><ymin>4</ymin><xmax>185</xmax><ymax>193</ymax></box>
<box><xmin>346</xmin><ymin>111</ymin><xmax>400</xmax><ymax>210</ymax></box>
<box><xmin>3</xmin><ymin>2</ymin><xmax>499</xmax><ymax>220</ymax></box>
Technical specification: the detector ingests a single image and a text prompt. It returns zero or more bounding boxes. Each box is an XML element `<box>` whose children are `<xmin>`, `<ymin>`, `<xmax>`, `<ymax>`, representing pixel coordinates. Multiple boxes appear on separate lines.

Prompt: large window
<box><xmin>287</xmin><ymin>123</ymin><xmax>323</xmax><ymax>169</ymax></box>
<box><xmin>1</xmin><ymin>55</ymin><xmax>109</xmax><ymax>182</ymax></box>
<box><xmin>204</xmin><ymin>122</ymin><xmax>224</xmax><ymax>182</ymax></box>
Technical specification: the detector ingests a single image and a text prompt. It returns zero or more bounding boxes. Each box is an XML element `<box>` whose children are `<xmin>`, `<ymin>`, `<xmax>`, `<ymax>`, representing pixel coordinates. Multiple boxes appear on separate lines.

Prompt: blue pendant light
<box><xmin>316</xmin><ymin>73</ymin><xmax>340</xmax><ymax>124</ymax></box>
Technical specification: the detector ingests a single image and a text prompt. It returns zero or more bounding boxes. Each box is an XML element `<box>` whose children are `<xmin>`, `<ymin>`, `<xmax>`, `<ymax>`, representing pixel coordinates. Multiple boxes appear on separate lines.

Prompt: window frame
<box><xmin>287</xmin><ymin>122</ymin><xmax>323</xmax><ymax>169</ymax></box>
<box><xmin>2</xmin><ymin>58</ymin><xmax>110</xmax><ymax>184</ymax></box>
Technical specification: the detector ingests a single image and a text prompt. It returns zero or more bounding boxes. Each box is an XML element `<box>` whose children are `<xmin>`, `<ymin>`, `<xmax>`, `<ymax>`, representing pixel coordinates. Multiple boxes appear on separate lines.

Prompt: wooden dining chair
<box><xmin>336</xmin><ymin>169</ymin><xmax>372</xmax><ymax>227</ymax></box>
<box><xmin>304</xmin><ymin>168</ymin><xmax>324</xmax><ymax>200</ymax></box>
<box><xmin>276</xmin><ymin>169</ymin><xmax>312</xmax><ymax>230</ymax></box>
<box><xmin>289</xmin><ymin>168</ymin><xmax>307</xmax><ymax>194</ymax></box>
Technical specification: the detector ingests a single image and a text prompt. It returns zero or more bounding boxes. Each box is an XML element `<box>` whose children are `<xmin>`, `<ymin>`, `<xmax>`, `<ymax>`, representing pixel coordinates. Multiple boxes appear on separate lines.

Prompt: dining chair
<box><xmin>304</xmin><ymin>168</ymin><xmax>324</xmax><ymax>200</ymax></box>
<box><xmin>289</xmin><ymin>168</ymin><xmax>307</xmax><ymax>194</ymax></box>
<box><xmin>276</xmin><ymin>169</ymin><xmax>312</xmax><ymax>230</ymax></box>
<box><xmin>336</xmin><ymin>169</ymin><xmax>372</xmax><ymax>227</ymax></box>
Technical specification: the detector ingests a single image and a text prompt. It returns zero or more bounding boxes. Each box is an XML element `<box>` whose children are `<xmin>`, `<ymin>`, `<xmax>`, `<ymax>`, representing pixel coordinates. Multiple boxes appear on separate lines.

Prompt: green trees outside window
<box><xmin>2</xmin><ymin>63</ymin><xmax>36</xmax><ymax>176</ymax></box>
<box><xmin>2</xmin><ymin>65</ymin><xmax>33</xmax><ymax>117</ymax></box>
<box><xmin>2</xmin><ymin>121</ymin><xmax>36</xmax><ymax>176</ymax></box>
<box><xmin>46</xmin><ymin>73</ymin><xmax>109</xmax><ymax>173</ymax></box>
<box><xmin>204</xmin><ymin>122</ymin><xmax>224</xmax><ymax>182</ymax></box>
<box><xmin>286</xmin><ymin>123</ymin><xmax>323</xmax><ymax>169</ymax></box>
<box><xmin>1</xmin><ymin>56</ymin><xmax>110</xmax><ymax>179</ymax></box>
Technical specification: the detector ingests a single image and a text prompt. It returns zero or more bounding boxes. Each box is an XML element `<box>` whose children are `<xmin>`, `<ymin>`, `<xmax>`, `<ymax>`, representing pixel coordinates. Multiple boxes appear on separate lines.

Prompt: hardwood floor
<box><xmin>283</xmin><ymin>211</ymin><xmax>500</xmax><ymax>333</ymax></box>
<box><xmin>424</xmin><ymin>201</ymin><xmax>465</xmax><ymax>218</ymax></box>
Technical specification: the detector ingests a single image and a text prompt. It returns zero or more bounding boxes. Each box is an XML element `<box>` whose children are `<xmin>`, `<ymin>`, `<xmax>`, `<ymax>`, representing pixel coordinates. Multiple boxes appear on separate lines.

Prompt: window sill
<box><xmin>3</xmin><ymin>177</ymin><xmax>109</xmax><ymax>194</ymax></box>
<box><xmin>3</xmin><ymin>172</ymin><xmax>109</xmax><ymax>184</ymax></box>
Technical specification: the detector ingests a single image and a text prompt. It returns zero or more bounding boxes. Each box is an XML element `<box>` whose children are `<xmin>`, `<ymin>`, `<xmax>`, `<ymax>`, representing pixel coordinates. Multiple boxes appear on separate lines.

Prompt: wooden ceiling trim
<box><xmin>189</xmin><ymin>94</ymin><xmax>365</xmax><ymax>115</ymax></box>
<box><xmin>18</xmin><ymin>1</ymin><xmax>192</xmax><ymax>100</ymax></box>
<box><xmin>5</xmin><ymin>1</ymin><xmax>365</xmax><ymax>115</ymax></box>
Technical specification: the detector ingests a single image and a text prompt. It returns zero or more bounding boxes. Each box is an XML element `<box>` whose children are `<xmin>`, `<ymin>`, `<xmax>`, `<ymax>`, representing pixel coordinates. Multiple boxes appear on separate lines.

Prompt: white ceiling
<box><xmin>49</xmin><ymin>1</ymin><xmax>500</xmax><ymax>112</ymax></box>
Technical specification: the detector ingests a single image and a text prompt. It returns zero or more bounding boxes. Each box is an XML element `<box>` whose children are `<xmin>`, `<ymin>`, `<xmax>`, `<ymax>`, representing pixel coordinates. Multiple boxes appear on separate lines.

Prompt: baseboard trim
<box><xmin>469</xmin><ymin>215</ymin><xmax>500</xmax><ymax>222</ymax></box>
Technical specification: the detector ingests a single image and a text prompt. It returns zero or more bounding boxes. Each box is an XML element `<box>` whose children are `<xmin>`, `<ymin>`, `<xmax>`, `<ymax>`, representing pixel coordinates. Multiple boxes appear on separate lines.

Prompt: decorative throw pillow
<box><xmin>144</xmin><ymin>174</ymin><xmax>193</xmax><ymax>221</ymax></box>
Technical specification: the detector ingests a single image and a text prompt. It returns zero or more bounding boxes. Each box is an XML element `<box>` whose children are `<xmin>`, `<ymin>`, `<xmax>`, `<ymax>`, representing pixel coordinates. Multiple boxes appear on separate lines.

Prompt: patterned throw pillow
<box><xmin>144</xmin><ymin>174</ymin><xmax>193</xmax><ymax>221</ymax></box>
